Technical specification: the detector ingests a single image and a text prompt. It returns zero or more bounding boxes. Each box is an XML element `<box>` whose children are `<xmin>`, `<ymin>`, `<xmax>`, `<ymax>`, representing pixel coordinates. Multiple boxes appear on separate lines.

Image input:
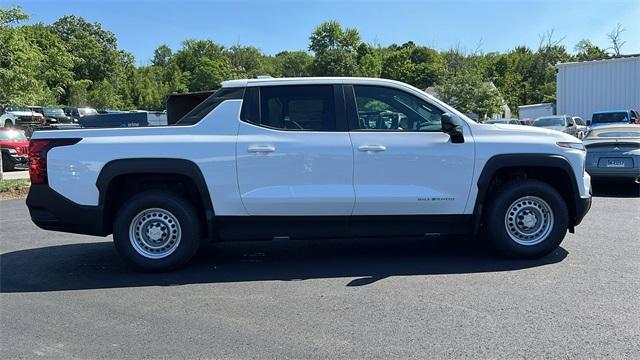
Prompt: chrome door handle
<box><xmin>358</xmin><ymin>145</ymin><xmax>386</xmax><ymax>152</ymax></box>
<box><xmin>247</xmin><ymin>145</ymin><xmax>276</xmax><ymax>153</ymax></box>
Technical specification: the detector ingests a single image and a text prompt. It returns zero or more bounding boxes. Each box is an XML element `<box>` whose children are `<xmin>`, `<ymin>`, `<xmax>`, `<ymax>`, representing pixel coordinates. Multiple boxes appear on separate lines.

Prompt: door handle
<box><xmin>247</xmin><ymin>145</ymin><xmax>276</xmax><ymax>153</ymax></box>
<box><xmin>358</xmin><ymin>145</ymin><xmax>386</xmax><ymax>152</ymax></box>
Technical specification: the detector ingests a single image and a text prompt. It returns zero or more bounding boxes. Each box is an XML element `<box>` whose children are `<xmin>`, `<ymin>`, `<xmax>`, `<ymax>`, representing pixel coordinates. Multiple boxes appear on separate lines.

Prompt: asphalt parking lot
<box><xmin>1</xmin><ymin>181</ymin><xmax>639</xmax><ymax>359</ymax></box>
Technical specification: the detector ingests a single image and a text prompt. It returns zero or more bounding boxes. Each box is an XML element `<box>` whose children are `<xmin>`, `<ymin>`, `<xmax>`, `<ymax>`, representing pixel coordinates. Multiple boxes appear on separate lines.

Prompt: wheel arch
<box><xmin>473</xmin><ymin>154</ymin><xmax>581</xmax><ymax>234</ymax></box>
<box><xmin>96</xmin><ymin>158</ymin><xmax>216</xmax><ymax>240</ymax></box>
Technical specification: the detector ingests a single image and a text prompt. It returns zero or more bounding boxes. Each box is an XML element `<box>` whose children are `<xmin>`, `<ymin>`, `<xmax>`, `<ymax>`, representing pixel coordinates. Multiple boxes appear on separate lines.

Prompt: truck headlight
<box><xmin>557</xmin><ymin>142</ymin><xmax>585</xmax><ymax>151</ymax></box>
<box><xmin>6</xmin><ymin>148</ymin><xmax>17</xmax><ymax>154</ymax></box>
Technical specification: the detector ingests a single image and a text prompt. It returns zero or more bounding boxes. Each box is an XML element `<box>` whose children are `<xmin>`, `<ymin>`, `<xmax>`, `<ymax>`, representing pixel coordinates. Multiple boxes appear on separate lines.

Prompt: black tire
<box><xmin>2</xmin><ymin>153</ymin><xmax>14</xmax><ymax>172</ymax></box>
<box><xmin>3</xmin><ymin>120</ymin><xmax>13</xmax><ymax>129</ymax></box>
<box><xmin>485</xmin><ymin>179</ymin><xmax>569</xmax><ymax>258</ymax></box>
<box><xmin>113</xmin><ymin>190</ymin><xmax>202</xmax><ymax>271</ymax></box>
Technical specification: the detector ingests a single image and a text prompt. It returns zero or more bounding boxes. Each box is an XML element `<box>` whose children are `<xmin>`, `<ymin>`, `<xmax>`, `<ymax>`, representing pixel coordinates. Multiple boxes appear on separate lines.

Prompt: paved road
<box><xmin>1</xmin><ymin>182</ymin><xmax>639</xmax><ymax>359</ymax></box>
<box><xmin>1</xmin><ymin>169</ymin><xmax>29</xmax><ymax>180</ymax></box>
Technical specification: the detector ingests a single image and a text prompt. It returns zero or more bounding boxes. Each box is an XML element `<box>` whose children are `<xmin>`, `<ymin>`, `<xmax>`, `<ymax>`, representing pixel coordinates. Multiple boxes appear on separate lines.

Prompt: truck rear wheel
<box><xmin>113</xmin><ymin>190</ymin><xmax>201</xmax><ymax>271</ymax></box>
<box><xmin>485</xmin><ymin>180</ymin><xmax>569</xmax><ymax>258</ymax></box>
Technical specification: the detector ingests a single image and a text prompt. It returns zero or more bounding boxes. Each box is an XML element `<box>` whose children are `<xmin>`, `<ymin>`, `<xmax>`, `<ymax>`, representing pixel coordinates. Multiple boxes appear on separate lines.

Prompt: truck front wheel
<box><xmin>485</xmin><ymin>180</ymin><xmax>569</xmax><ymax>258</ymax></box>
<box><xmin>113</xmin><ymin>190</ymin><xmax>201</xmax><ymax>271</ymax></box>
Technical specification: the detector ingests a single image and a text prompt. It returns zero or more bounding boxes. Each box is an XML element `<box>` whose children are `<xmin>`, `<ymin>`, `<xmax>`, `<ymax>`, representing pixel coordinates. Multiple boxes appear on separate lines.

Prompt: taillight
<box><xmin>28</xmin><ymin>138</ymin><xmax>81</xmax><ymax>184</ymax></box>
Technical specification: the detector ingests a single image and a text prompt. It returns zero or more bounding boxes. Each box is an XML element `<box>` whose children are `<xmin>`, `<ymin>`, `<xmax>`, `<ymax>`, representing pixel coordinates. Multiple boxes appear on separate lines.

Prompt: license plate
<box><xmin>606</xmin><ymin>159</ymin><xmax>625</xmax><ymax>168</ymax></box>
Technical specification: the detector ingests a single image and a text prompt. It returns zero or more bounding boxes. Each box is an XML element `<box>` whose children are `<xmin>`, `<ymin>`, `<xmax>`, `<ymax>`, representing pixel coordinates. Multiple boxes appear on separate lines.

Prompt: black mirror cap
<box><xmin>441</xmin><ymin>113</ymin><xmax>464</xmax><ymax>143</ymax></box>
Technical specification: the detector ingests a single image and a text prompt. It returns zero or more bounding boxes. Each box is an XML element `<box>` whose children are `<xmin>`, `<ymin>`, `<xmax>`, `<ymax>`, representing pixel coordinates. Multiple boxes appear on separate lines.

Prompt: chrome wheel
<box><xmin>129</xmin><ymin>208</ymin><xmax>182</xmax><ymax>259</ymax></box>
<box><xmin>504</xmin><ymin>196</ymin><xmax>554</xmax><ymax>246</ymax></box>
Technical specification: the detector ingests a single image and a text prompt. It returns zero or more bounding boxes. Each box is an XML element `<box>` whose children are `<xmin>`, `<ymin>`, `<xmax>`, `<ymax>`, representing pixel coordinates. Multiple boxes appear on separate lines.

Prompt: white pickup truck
<box><xmin>26</xmin><ymin>77</ymin><xmax>592</xmax><ymax>271</ymax></box>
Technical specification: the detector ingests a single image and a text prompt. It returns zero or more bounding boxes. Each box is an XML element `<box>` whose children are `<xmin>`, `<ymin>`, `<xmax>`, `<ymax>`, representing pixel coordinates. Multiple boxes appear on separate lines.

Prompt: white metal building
<box><xmin>556</xmin><ymin>55</ymin><xmax>640</xmax><ymax>120</ymax></box>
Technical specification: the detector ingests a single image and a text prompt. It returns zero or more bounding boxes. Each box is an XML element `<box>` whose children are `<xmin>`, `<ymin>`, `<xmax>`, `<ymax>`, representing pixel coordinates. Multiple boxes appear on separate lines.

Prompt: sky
<box><xmin>5</xmin><ymin>0</ymin><xmax>640</xmax><ymax>66</ymax></box>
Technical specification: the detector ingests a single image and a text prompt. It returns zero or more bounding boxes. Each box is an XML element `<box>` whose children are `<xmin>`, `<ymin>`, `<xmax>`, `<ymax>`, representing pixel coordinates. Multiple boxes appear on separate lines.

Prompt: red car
<box><xmin>0</xmin><ymin>129</ymin><xmax>29</xmax><ymax>171</ymax></box>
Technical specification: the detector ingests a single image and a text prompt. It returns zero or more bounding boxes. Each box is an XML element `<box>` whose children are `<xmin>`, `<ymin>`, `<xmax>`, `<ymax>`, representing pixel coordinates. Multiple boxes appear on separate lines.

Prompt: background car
<box><xmin>30</xmin><ymin>106</ymin><xmax>76</xmax><ymax>124</ymax></box>
<box><xmin>533</xmin><ymin>115</ymin><xmax>579</xmax><ymax>137</ymax></box>
<box><xmin>584</xmin><ymin>124</ymin><xmax>640</xmax><ymax>182</ymax></box>
<box><xmin>484</xmin><ymin>118</ymin><xmax>521</xmax><ymax>125</ymax></box>
<box><xmin>0</xmin><ymin>105</ymin><xmax>45</xmax><ymax>130</ymax></box>
<box><xmin>572</xmin><ymin>116</ymin><xmax>587</xmax><ymax>139</ymax></box>
<box><xmin>590</xmin><ymin>109</ymin><xmax>640</xmax><ymax>127</ymax></box>
<box><xmin>63</xmin><ymin>107</ymin><xmax>99</xmax><ymax>121</ymax></box>
<box><xmin>0</xmin><ymin>129</ymin><xmax>29</xmax><ymax>171</ymax></box>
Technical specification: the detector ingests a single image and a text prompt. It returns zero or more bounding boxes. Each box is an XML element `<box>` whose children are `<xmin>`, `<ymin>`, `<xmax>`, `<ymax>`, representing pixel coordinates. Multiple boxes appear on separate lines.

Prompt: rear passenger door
<box><xmin>236</xmin><ymin>84</ymin><xmax>355</xmax><ymax>216</ymax></box>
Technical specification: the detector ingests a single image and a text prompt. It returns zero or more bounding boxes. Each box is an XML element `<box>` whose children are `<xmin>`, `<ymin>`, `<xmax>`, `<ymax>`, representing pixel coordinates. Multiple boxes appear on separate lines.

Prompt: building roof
<box><xmin>556</xmin><ymin>54</ymin><xmax>640</xmax><ymax>67</ymax></box>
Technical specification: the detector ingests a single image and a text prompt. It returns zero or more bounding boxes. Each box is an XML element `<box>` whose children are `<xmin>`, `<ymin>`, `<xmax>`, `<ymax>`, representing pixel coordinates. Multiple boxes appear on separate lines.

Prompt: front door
<box><xmin>346</xmin><ymin>85</ymin><xmax>475</xmax><ymax>216</ymax></box>
<box><xmin>236</xmin><ymin>85</ymin><xmax>354</xmax><ymax>216</ymax></box>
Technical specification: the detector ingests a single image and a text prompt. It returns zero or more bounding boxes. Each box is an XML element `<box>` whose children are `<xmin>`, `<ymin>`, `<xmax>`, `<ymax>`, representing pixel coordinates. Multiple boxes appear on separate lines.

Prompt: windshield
<box><xmin>0</xmin><ymin>130</ymin><xmax>27</xmax><ymax>141</ymax></box>
<box><xmin>534</xmin><ymin>117</ymin><xmax>565</xmax><ymax>127</ymax></box>
<box><xmin>79</xmin><ymin>108</ymin><xmax>98</xmax><ymax>116</ymax></box>
<box><xmin>5</xmin><ymin>106</ymin><xmax>29</xmax><ymax>112</ymax></box>
<box><xmin>592</xmin><ymin>112</ymin><xmax>629</xmax><ymax>124</ymax></box>
<box><xmin>43</xmin><ymin>108</ymin><xmax>65</xmax><ymax>117</ymax></box>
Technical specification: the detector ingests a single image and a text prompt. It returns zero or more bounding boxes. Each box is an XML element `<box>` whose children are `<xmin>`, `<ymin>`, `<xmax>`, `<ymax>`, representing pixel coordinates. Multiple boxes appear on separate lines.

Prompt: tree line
<box><xmin>0</xmin><ymin>6</ymin><xmax>628</xmax><ymax>119</ymax></box>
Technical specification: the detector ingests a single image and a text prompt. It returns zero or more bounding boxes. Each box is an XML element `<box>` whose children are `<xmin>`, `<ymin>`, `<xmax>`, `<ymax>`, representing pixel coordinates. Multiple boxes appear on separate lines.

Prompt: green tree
<box><xmin>356</xmin><ymin>44</ymin><xmax>382</xmax><ymax>77</ymax></box>
<box><xmin>309</xmin><ymin>20</ymin><xmax>360</xmax><ymax>54</ymax></box>
<box><xmin>313</xmin><ymin>48</ymin><xmax>359</xmax><ymax>76</ymax></box>
<box><xmin>50</xmin><ymin>15</ymin><xmax>120</xmax><ymax>83</ymax></box>
<box><xmin>152</xmin><ymin>44</ymin><xmax>173</xmax><ymax>66</ymax></box>
<box><xmin>0</xmin><ymin>6</ymin><xmax>53</xmax><ymax>105</ymax></box>
<box><xmin>273</xmin><ymin>51</ymin><xmax>313</xmax><ymax>77</ymax></box>
<box><xmin>230</xmin><ymin>45</ymin><xmax>265</xmax><ymax>77</ymax></box>
<box><xmin>309</xmin><ymin>21</ymin><xmax>361</xmax><ymax>76</ymax></box>
<box><xmin>0</xmin><ymin>5</ymin><xmax>28</xmax><ymax>26</ymax></box>
<box><xmin>87</xmin><ymin>79</ymin><xmax>122</xmax><ymax>109</ymax></box>
<box><xmin>23</xmin><ymin>23</ymin><xmax>76</xmax><ymax>103</ymax></box>
<box><xmin>189</xmin><ymin>57</ymin><xmax>232</xmax><ymax>91</ymax></box>
<box><xmin>574</xmin><ymin>39</ymin><xmax>607</xmax><ymax>61</ymax></box>
<box><xmin>67</xmin><ymin>79</ymin><xmax>92</xmax><ymax>107</ymax></box>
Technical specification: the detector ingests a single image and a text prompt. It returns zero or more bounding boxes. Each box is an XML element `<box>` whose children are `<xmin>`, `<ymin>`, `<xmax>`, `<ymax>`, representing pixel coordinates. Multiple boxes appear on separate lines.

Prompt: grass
<box><xmin>0</xmin><ymin>178</ymin><xmax>31</xmax><ymax>193</ymax></box>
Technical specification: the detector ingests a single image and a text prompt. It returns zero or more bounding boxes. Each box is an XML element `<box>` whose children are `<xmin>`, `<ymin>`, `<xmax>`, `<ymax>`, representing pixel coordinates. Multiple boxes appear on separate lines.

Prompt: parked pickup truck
<box><xmin>26</xmin><ymin>77</ymin><xmax>592</xmax><ymax>271</ymax></box>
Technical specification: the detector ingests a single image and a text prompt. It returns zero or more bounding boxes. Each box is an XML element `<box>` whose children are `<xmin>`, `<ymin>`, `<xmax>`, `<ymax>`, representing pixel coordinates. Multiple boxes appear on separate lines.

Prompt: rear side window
<box><xmin>175</xmin><ymin>87</ymin><xmax>245</xmax><ymax>125</ymax></box>
<box><xmin>241</xmin><ymin>85</ymin><xmax>336</xmax><ymax>131</ymax></box>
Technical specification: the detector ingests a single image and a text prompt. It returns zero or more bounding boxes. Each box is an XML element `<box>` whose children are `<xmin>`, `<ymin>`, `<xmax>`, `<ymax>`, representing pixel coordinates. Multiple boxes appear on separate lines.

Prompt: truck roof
<box><xmin>220</xmin><ymin>77</ymin><xmax>413</xmax><ymax>88</ymax></box>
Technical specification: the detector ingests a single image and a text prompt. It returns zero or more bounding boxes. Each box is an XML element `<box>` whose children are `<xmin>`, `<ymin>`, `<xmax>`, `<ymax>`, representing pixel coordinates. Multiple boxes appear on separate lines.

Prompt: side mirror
<box><xmin>586</xmin><ymin>119</ymin><xmax>592</xmax><ymax>126</ymax></box>
<box><xmin>442</xmin><ymin>113</ymin><xmax>464</xmax><ymax>144</ymax></box>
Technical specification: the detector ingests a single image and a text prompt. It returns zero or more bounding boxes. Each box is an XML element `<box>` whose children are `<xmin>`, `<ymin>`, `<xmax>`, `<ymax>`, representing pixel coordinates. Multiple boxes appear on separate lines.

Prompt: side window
<box><xmin>255</xmin><ymin>85</ymin><xmax>336</xmax><ymax>131</ymax></box>
<box><xmin>352</xmin><ymin>86</ymin><xmax>443</xmax><ymax>132</ymax></box>
<box><xmin>574</xmin><ymin>117</ymin><xmax>585</xmax><ymax>126</ymax></box>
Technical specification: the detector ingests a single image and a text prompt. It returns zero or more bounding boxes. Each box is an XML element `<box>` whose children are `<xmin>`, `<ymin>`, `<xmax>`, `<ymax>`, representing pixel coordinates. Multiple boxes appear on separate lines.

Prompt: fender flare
<box><xmin>96</xmin><ymin>158</ymin><xmax>215</xmax><ymax>238</ymax></box>
<box><xmin>472</xmin><ymin>153</ymin><xmax>580</xmax><ymax>233</ymax></box>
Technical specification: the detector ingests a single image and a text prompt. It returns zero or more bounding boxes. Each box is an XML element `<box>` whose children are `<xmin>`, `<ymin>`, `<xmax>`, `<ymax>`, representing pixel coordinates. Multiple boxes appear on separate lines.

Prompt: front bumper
<box><xmin>26</xmin><ymin>184</ymin><xmax>108</xmax><ymax>237</ymax></box>
<box><xmin>574</xmin><ymin>196</ymin><xmax>592</xmax><ymax>227</ymax></box>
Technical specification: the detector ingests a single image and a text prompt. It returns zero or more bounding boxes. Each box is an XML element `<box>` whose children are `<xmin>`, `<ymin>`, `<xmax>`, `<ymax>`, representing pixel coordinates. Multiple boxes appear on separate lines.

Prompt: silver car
<box><xmin>572</xmin><ymin>116</ymin><xmax>587</xmax><ymax>139</ymax></box>
<box><xmin>584</xmin><ymin>124</ymin><xmax>640</xmax><ymax>182</ymax></box>
<box><xmin>533</xmin><ymin>115</ymin><xmax>579</xmax><ymax>137</ymax></box>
